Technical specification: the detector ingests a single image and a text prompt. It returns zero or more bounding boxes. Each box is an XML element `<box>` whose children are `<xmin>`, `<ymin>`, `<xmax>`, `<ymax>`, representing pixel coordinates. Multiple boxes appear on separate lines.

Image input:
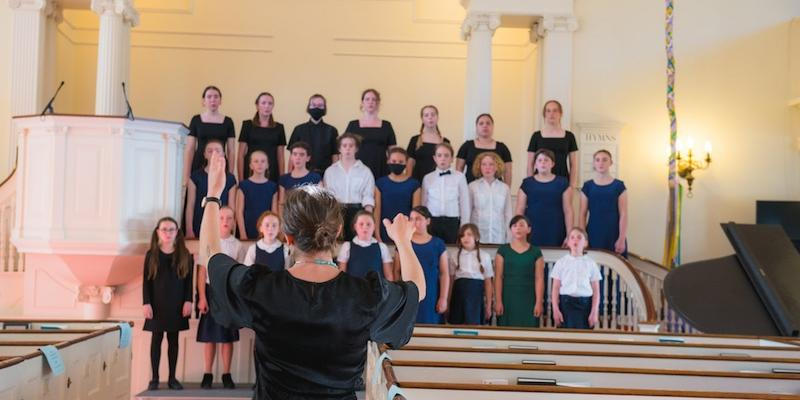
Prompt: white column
<box><xmin>535</xmin><ymin>15</ymin><xmax>579</xmax><ymax>128</ymax></box>
<box><xmin>461</xmin><ymin>12</ymin><xmax>500</xmax><ymax>141</ymax></box>
<box><xmin>91</xmin><ymin>0</ymin><xmax>138</xmax><ymax>116</ymax></box>
<box><xmin>8</xmin><ymin>0</ymin><xmax>60</xmax><ymax>171</ymax></box>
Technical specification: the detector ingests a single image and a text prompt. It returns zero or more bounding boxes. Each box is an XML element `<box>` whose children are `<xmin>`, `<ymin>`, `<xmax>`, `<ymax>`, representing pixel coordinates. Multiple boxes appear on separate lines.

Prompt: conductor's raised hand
<box><xmin>207</xmin><ymin>152</ymin><xmax>227</xmax><ymax>198</ymax></box>
<box><xmin>383</xmin><ymin>214</ymin><xmax>415</xmax><ymax>244</ymax></box>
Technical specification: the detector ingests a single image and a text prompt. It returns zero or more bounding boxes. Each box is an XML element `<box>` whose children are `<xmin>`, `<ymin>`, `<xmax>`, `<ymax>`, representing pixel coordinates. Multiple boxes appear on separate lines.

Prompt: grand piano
<box><xmin>664</xmin><ymin>223</ymin><xmax>800</xmax><ymax>337</ymax></box>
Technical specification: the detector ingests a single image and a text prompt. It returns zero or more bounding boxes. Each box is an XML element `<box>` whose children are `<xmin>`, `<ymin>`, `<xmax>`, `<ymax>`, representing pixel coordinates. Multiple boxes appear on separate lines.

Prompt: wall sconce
<box><xmin>674</xmin><ymin>138</ymin><xmax>712</xmax><ymax>197</ymax></box>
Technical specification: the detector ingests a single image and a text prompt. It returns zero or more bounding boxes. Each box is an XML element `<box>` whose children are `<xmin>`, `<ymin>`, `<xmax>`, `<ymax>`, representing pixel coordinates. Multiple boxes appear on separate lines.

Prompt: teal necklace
<box><xmin>292</xmin><ymin>258</ymin><xmax>339</xmax><ymax>269</ymax></box>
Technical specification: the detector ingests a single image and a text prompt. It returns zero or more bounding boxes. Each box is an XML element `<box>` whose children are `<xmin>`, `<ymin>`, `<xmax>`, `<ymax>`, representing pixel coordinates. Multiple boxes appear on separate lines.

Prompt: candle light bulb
<box><xmin>687</xmin><ymin>137</ymin><xmax>695</xmax><ymax>151</ymax></box>
<box><xmin>704</xmin><ymin>141</ymin><xmax>712</xmax><ymax>154</ymax></box>
<box><xmin>676</xmin><ymin>139</ymin><xmax>683</xmax><ymax>153</ymax></box>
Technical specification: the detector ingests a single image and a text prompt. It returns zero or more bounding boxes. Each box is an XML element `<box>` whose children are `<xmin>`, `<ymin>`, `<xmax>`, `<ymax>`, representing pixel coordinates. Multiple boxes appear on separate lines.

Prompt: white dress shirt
<box><xmin>469</xmin><ymin>177</ymin><xmax>512</xmax><ymax>244</ymax></box>
<box><xmin>550</xmin><ymin>254</ymin><xmax>603</xmax><ymax>297</ymax></box>
<box><xmin>421</xmin><ymin>167</ymin><xmax>470</xmax><ymax>222</ymax></box>
<box><xmin>206</xmin><ymin>236</ymin><xmax>244</xmax><ymax>283</ymax></box>
<box><xmin>323</xmin><ymin>160</ymin><xmax>375</xmax><ymax>207</ymax></box>
<box><xmin>449</xmin><ymin>249</ymin><xmax>494</xmax><ymax>281</ymax></box>
<box><xmin>336</xmin><ymin>237</ymin><xmax>393</xmax><ymax>263</ymax></box>
<box><xmin>244</xmin><ymin>240</ymin><xmax>291</xmax><ymax>269</ymax></box>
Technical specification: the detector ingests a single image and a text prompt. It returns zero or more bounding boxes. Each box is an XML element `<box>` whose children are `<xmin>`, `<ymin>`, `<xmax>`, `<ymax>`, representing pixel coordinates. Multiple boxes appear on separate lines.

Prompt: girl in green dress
<box><xmin>494</xmin><ymin>215</ymin><xmax>545</xmax><ymax>327</ymax></box>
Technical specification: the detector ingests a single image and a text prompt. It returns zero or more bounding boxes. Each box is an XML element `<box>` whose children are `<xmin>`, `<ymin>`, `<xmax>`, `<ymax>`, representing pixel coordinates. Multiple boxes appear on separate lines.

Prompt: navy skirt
<box><xmin>560</xmin><ymin>295</ymin><xmax>592</xmax><ymax>330</ymax></box>
<box><xmin>197</xmin><ymin>284</ymin><xmax>240</xmax><ymax>343</ymax></box>
<box><xmin>448</xmin><ymin>278</ymin><xmax>485</xmax><ymax>325</ymax></box>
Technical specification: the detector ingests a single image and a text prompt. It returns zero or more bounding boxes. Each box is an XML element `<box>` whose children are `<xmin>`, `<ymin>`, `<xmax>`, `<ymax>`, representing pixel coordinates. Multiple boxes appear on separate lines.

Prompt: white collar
<box><xmin>352</xmin><ymin>236</ymin><xmax>378</xmax><ymax>247</ymax></box>
<box><xmin>257</xmin><ymin>240</ymin><xmax>283</xmax><ymax>252</ymax></box>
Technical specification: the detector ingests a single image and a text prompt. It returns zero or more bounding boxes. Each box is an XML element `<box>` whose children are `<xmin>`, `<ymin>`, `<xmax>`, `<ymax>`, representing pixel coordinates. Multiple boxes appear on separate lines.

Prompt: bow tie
<box><xmin>439</xmin><ymin>170</ymin><xmax>451</xmax><ymax>176</ymax></box>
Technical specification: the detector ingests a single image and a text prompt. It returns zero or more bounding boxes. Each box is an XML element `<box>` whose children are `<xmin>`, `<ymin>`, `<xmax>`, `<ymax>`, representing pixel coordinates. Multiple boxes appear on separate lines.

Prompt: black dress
<box><xmin>208</xmin><ymin>254</ymin><xmax>418</xmax><ymax>400</ymax></box>
<box><xmin>142</xmin><ymin>250</ymin><xmax>194</xmax><ymax>332</ymax></box>
<box><xmin>406</xmin><ymin>135</ymin><xmax>450</xmax><ymax>182</ymax></box>
<box><xmin>456</xmin><ymin>140</ymin><xmax>513</xmax><ymax>183</ymax></box>
<box><xmin>188</xmin><ymin>115</ymin><xmax>236</xmax><ymax>172</ymax></box>
<box><xmin>344</xmin><ymin>120</ymin><xmax>396</xmax><ymax>179</ymax></box>
<box><xmin>288</xmin><ymin>120</ymin><xmax>339</xmax><ymax>173</ymax></box>
<box><xmin>527</xmin><ymin>130</ymin><xmax>579</xmax><ymax>178</ymax></box>
<box><xmin>239</xmin><ymin>120</ymin><xmax>286</xmax><ymax>182</ymax></box>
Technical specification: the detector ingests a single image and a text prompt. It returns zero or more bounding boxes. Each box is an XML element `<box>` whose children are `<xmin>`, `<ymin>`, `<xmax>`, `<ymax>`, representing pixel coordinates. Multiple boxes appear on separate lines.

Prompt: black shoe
<box><xmin>147</xmin><ymin>380</ymin><xmax>159</xmax><ymax>391</ymax></box>
<box><xmin>222</xmin><ymin>373</ymin><xmax>235</xmax><ymax>389</ymax></box>
<box><xmin>167</xmin><ymin>379</ymin><xmax>184</xmax><ymax>390</ymax></box>
<box><xmin>201</xmin><ymin>373</ymin><xmax>213</xmax><ymax>389</ymax></box>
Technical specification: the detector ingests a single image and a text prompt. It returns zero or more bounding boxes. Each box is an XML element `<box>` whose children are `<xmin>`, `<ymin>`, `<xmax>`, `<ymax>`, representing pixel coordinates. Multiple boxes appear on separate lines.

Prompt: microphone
<box><xmin>40</xmin><ymin>81</ymin><xmax>65</xmax><ymax>116</ymax></box>
<box><xmin>122</xmin><ymin>82</ymin><xmax>135</xmax><ymax>120</ymax></box>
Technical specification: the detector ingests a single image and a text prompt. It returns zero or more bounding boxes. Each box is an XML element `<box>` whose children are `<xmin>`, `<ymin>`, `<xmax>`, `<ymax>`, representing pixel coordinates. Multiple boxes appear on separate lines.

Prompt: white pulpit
<box><xmin>10</xmin><ymin>114</ymin><xmax>187</xmax><ymax>318</ymax></box>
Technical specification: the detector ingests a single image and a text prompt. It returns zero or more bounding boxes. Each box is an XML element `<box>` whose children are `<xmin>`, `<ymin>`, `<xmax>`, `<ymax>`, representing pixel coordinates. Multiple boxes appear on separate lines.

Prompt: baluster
<box><xmin>0</xmin><ymin>206</ymin><xmax>7</xmax><ymax>273</ymax></box>
<box><xmin>611</xmin><ymin>271</ymin><xmax>619</xmax><ymax>330</ymax></box>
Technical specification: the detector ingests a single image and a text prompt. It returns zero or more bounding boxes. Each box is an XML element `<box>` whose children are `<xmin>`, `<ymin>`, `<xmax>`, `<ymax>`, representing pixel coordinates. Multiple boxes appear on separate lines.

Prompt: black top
<box><xmin>456</xmin><ymin>140</ymin><xmax>513</xmax><ymax>183</ymax></box>
<box><xmin>527</xmin><ymin>130</ymin><xmax>579</xmax><ymax>179</ymax></box>
<box><xmin>239</xmin><ymin>120</ymin><xmax>286</xmax><ymax>182</ymax></box>
<box><xmin>208</xmin><ymin>253</ymin><xmax>418</xmax><ymax>400</ymax></box>
<box><xmin>344</xmin><ymin>120</ymin><xmax>397</xmax><ymax>179</ymax></box>
<box><xmin>142</xmin><ymin>250</ymin><xmax>194</xmax><ymax>332</ymax></box>
<box><xmin>288</xmin><ymin>120</ymin><xmax>339</xmax><ymax>173</ymax></box>
<box><xmin>406</xmin><ymin>135</ymin><xmax>450</xmax><ymax>182</ymax></box>
<box><xmin>188</xmin><ymin>114</ymin><xmax>236</xmax><ymax>172</ymax></box>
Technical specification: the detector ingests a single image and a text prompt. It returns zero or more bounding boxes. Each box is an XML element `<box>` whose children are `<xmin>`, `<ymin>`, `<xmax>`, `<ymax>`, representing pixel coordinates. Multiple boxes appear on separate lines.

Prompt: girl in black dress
<box><xmin>142</xmin><ymin>217</ymin><xmax>194</xmax><ymax>391</ymax></box>
<box><xmin>237</xmin><ymin>92</ymin><xmax>286</xmax><ymax>182</ymax></box>
<box><xmin>200</xmin><ymin>152</ymin><xmax>425</xmax><ymax>400</ymax></box>
<box><xmin>183</xmin><ymin>86</ymin><xmax>236</xmax><ymax>185</ymax></box>
<box><xmin>345</xmin><ymin>89</ymin><xmax>397</xmax><ymax>179</ymax></box>
<box><xmin>456</xmin><ymin>113</ymin><xmax>514</xmax><ymax>184</ymax></box>
<box><xmin>526</xmin><ymin>100</ymin><xmax>579</xmax><ymax>188</ymax></box>
<box><xmin>406</xmin><ymin>105</ymin><xmax>450</xmax><ymax>182</ymax></box>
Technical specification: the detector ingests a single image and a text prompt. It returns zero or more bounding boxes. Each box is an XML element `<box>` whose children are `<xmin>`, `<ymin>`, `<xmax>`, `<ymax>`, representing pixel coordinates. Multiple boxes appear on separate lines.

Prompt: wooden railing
<box><xmin>0</xmin><ymin>167</ymin><xmax>21</xmax><ymax>274</ymax></box>
<box><xmin>629</xmin><ymin>252</ymin><xmax>697</xmax><ymax>333</ymax></box>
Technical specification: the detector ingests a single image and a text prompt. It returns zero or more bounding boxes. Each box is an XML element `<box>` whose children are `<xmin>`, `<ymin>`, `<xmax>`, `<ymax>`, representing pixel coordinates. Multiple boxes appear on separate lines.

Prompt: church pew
<box><xmin>387</xmin><ymin>361</ymin><xmax>800</xmax><ymax>395</ymax></box>
<box><xmin>387</xmin><ymin>346</ymin><xmax>800</xmax><ymax>374</ymax></box>
<box><xmin>0</xmin><ymin>332</ymin><xmax>90</xmax><ymax>341</ymax></box>
<box><xmin>407</xmin><ymin>334</ymin><xmax>800</xmax><ymax>358</ymax></box>
<box><xmin>0</xmin><ymin>343</ymin><xmax>59</xmax><ymax>357</ymax></box>
<box><xmin>413</xmin><ymin>325</ymin><xmax>796</xmax><ymax>348</ymax></box>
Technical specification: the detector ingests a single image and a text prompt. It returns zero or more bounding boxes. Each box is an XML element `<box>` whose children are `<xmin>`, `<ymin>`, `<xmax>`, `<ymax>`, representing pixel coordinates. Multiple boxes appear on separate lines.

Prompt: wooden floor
<box><xmin>134</xmin><ymin>383</ymin><xmax>367</xmax><ymax>399</ymax></box>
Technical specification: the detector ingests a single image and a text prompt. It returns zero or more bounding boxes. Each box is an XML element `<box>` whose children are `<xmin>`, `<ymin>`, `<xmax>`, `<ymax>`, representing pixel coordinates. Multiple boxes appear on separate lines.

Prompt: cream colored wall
<box><xmin>53</xmin><ymin>0</ymin><xmax>537</xmax><ymax>189</ymax></box>
<box><xmin>0</xmin><ymin>6</ymin><xmax>12</xmax><ymax>178</ymax></box>
<box><xmin>572</xmin><ymin>0</ymin><xmax>800</xmax><ymax>263</ymax></box>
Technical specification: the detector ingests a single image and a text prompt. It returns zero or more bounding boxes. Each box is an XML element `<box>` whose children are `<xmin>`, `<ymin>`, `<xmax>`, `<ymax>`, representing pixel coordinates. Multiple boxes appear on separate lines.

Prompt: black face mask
<box><xmin>387</xmin><ymin>163</ymin><xmax>406</xmax><ymax>175</ymax></box>
<box><xmin>308</xmin><ymin>107</ymin><xmax>326</xmax><ymax>120</ymax></box>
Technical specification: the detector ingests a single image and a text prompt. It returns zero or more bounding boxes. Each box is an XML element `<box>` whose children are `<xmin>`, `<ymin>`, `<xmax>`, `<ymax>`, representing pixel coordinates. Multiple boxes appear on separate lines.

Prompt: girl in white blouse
<box><xmin>323</xmin><ymin>133</ymin><xmax>375</xmax><ymax>241</ymax></box>
<box><xmin>448</xmin><ymin>224</ymin><xmax>494</xmax><ymax>325</ymax></box>
<box><xmin>468</xmin><ymin>152</ymin><xmax>512</xmax><ymax>244</ymax></box>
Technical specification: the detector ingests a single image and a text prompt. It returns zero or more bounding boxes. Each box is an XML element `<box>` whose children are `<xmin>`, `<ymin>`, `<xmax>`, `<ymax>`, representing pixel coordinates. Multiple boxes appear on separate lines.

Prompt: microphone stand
<box><xmin>40</xmin><ymin>81</ymin><xmax>65</xmax><ymax>117</ymax></box>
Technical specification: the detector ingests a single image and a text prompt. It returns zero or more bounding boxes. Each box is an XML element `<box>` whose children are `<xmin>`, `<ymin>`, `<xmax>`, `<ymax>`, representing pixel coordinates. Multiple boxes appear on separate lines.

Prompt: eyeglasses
<box><xmin>158</xmin><ymin>228</ymin><xmax>178</xmax><ymax>233</ymax></box>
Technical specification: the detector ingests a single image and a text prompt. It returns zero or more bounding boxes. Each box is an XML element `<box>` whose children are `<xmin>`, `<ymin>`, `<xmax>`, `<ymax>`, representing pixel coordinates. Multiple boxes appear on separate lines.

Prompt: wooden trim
<box><xmin>0</xmin><ymin>341</ymin><xmax>60</xmax><ymax>346</ymax></box>
<box><xmin>413</xmin><ymin>327</ymin><xmax>800</xmax><ymax>347</ymax></box>
<box><xmin>398</xmin><ymin>345</ymin><xmax>800</xmax><ymax>364</ymax></box>
<box><xmin>394</xmin><ymin>381</ymin><xmax>800</xmax><ymax>399</ymax></box>
<box><xmin>0</xmin><ymin>166</ymin><xmax>16</xmax><ymax>189</ymax></box>
<box><xmin>0</xmin><ymin>323</ymin><xmax>132</xmax><ymax>370</ymax></box>
<box><xmin>0</xmin><ymin>319</ymin><xmax>134</xmax><ymax>325</ymax></box>
<box><xmin>0</xmin><ymin>330</ymin><xmax>95</xmax><ymax>335</ymax></box>
<box><xmin>413</xmin><ymin>333</ymin><xmax>800</xmax><ymax>352</ymax></box>
<box><xmin>389</xmin><ymin>360</ymin><xmax>800</xmax><ymax>379</ymax></box>
<box><xmin>629</xmin><ymin>251</ymin><xmax>670</xmax><ymax>271</ymax></box>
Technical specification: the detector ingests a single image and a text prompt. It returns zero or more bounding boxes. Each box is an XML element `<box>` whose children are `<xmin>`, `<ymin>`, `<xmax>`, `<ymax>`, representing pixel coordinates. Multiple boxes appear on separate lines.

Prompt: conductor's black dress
<box><xmin>208</xmin><ymin>253</ymin><xmax>419</xmax><ymax>400</ymax></box>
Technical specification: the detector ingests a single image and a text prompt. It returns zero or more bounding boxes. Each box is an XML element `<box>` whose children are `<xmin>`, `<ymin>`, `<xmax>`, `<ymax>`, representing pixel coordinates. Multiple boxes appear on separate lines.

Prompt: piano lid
<box><xmin>664</xmin><ymin>223</ymin><xmax>800</xmax><ymax>337</ymax></box>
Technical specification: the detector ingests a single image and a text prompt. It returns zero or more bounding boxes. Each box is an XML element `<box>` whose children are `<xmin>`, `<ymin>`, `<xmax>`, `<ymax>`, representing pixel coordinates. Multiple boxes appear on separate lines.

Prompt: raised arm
<box><xmin>199</xmin><ymin>153</ymin><xmax>226</xmax><ymax>266</ymax></box>
<box><xmin>383</xmin><ymin>214</ymin><xmax>426</xmax><ymax>301</ymax></box>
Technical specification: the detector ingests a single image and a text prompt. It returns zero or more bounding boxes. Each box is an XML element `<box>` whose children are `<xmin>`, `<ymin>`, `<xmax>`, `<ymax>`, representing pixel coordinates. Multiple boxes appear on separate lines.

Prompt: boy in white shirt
<box><xmin>551</xmin><ymin>227</ymin><xmax>602</xmax><ymax>329</ymax></box>
<box><xmin>421</xmin><ymin>142</ymin><xmax>469</xmax><ymax>244</ymax></box>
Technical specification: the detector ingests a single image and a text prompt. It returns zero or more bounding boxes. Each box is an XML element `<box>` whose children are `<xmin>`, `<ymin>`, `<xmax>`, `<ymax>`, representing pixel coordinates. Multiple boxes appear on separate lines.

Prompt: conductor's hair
<box><xmin>281</xmin><ymin>185</ymin><xmax>342</xmax><ymax>254</ymax></box>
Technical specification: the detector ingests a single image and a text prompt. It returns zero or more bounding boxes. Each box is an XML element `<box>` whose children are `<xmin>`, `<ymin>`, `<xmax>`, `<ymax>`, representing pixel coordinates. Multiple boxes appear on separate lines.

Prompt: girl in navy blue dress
<box><xmin>337</xmin><ymin>210</ymin><xmax>394</xmax><ymax>279</ymax></box>
<box><xmin>406</xmin><ymin>206</ymin><xmax>449</xmax><ymax>324</ymax></box>
<box><xmin>185</xmin><ymin>140</ymin><xmax>237</xmax><ymax>238</ymax></box>
<box><xmin>515</xmin><ymin>149</ymin><xmax>573</xmax><ymax>247</ymax></box>
<box><xmin>375</xmin><ymin>148</ymin><xmax>421</xmax><ymax>242</ymax></box>
<box><xmin>580</xmin><ymin>149</ymin><xmax>628</xmax><ymax>256</ymax></box>
<box><xmin>278</xmin><ymin>141</ymin><xmax>322</xmax><ymax>211</ymax></box>
<box><xmin>243</xmin><ymin>211</ymin><xmax>290</xmax><ymax>271</ymax></box>
<box><xmin>236</xmin><ymin>150</ymin><xmax>278</xmax><ymax>240</ymax></box>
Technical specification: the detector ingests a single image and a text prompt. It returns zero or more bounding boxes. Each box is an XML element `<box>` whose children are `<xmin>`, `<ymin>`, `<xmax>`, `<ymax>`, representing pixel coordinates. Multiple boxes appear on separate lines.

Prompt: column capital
<box><xmin>535</xmin><ymin>15</ymin><xmax>579</xmax><ymax>38</ymax></box>
<box><xmin>91</xmin><ymin>0</ymin><xmax>139</xmax><ymax>27</ymax></box>
<box><xmin>460</xmin><ymin>12</ymin><xmax>501</xmax><ymax>41</ymax></box>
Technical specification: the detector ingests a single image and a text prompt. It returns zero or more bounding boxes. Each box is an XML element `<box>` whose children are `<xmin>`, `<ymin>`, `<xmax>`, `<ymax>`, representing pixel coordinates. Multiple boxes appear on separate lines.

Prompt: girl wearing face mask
<box><xmin>238</xmin><ymin>92</ymin><xmax>286</xmax><ymax>182</ymax></box>
<box><xmin>375</xmin><ymin>148</ymin><xmax>421</xmax><ymax>243</ymax></box>
<box><xmin>288</xmin><ymin>94</ymin><xmax>340</xmax><ymax>173</ymax></box>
